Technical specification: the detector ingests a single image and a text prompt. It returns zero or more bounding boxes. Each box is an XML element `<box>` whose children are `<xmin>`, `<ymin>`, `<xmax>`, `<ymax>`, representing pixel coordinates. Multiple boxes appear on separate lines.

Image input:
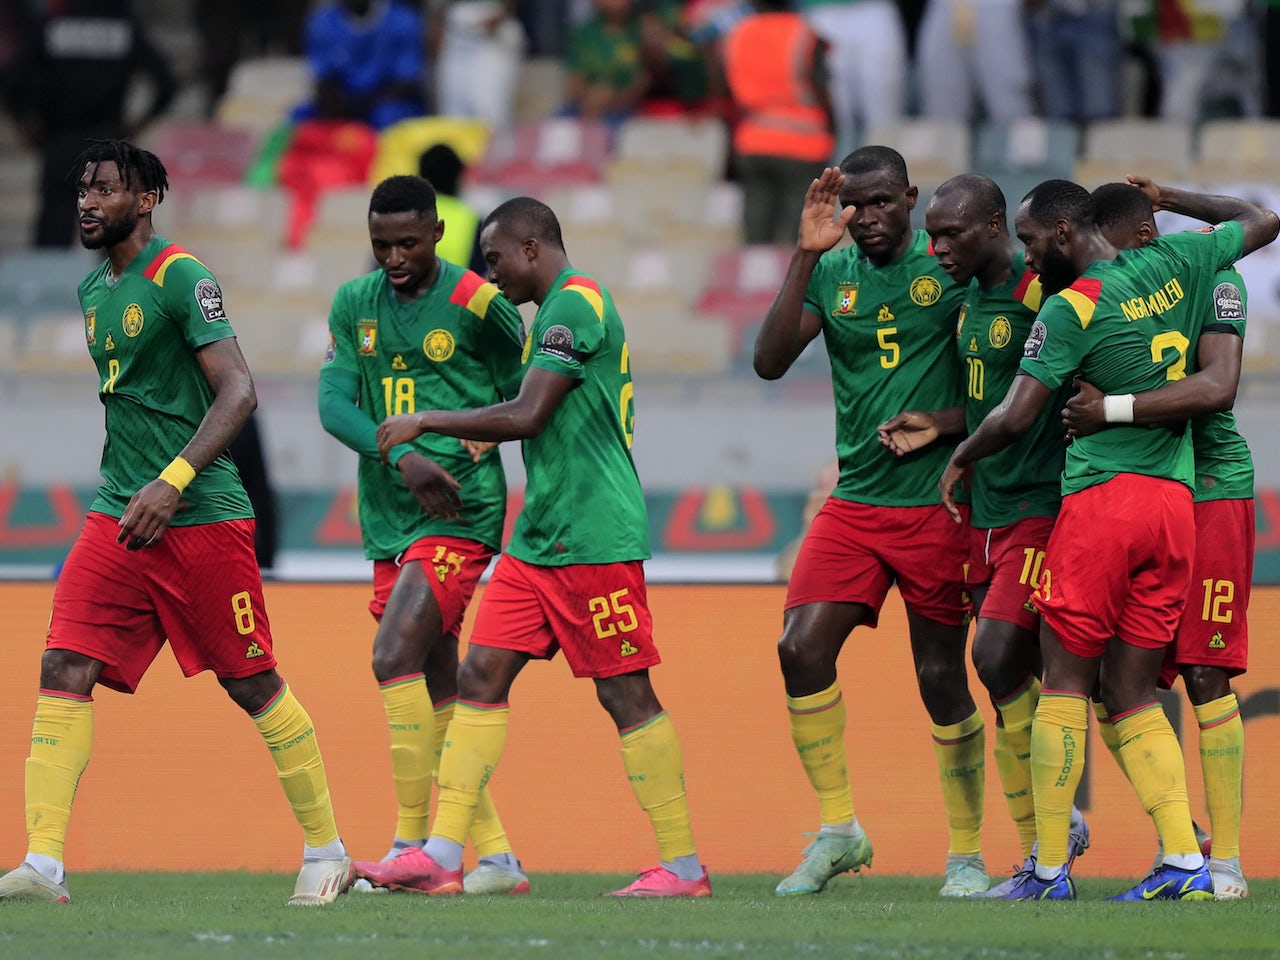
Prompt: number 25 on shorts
<box><xmin>588</xmin><ymin>588</ymin><xmax>638</xmax><ymax>640</ymax></box>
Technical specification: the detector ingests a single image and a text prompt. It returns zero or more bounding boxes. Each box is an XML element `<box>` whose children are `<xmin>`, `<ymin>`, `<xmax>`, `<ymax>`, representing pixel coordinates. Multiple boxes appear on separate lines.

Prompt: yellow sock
<box><xmin>787</xmin><ymin>681</ymin><xmax>855</xmax><ymax>825</ymax></box>
<box><xmin>1092</xmin><ymin>699</ymin><xmax>1129</xmax><ymax>779</ymax></box>
<box><xmin>1114</xmin><ymin>703</ymin><xmax>1199</xmax><ymax>857</ymax></box>
<box><xmin>433</xmin><ymin>701</ymin><xmax>508</xmax><ymax>846</ymax></box>
<box><xmin>379</xmin><ymin>673</ymin><xmax>434</xmax><ymax>843</ymax></box>
<box><xmin>25</xmin><ymin>692</ymin><xmax>94</xmax><ymax>862</ymax></box>
<box><xmin>251</xmin><ymin>683</ymin><xmax>339</xmax><ymax>848</ymax></box>
<box><xmin>1194</xmin><ymin>694</ymin><xmax>1243</xmax><ymax>860</ymax></box>
<box><xmin>932</xmin><ymin>709</ymin><xmax>985</xmax><ymax>856</ymax></box>
<box><xmin>1030</xmin><ymin>692</ymin><xmax>1088</xmax><ymax>869</ymax></box>
<box><xmin>434</xmin><ymin>699</ymin><xmax>513</xmax><ymax>859</ymax></box>
<box><xmin>619</xmin><ymin>711</ymin><xmax>697</xmax><ymax>861</ymax></box>
<box><xmin>994</xmin><ymin>675</ymin><xmax>1040</xmax><ymax>857</ymax></box>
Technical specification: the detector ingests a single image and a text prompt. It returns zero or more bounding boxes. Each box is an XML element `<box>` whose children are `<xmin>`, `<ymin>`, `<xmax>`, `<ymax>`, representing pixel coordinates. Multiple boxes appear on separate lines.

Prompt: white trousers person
<box><xmin>436</xmin><ymin>1</ymin><xmax>526</xmax><ymax>127</ymax></box>
<box><xmin>916</xmin><ymin>0</ymin><xmax>1033</xmax><ymax>122</ymax></box>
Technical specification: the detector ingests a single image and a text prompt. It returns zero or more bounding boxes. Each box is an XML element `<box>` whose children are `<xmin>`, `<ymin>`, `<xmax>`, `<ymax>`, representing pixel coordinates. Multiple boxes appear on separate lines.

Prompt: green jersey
<box><xmin>1020</xmin><ymin>221</ymin><xmax>1245</xmax><ymax>495</ymax></box>
<box><xmin>803</xmin><ymin>229</ymin><xmax>965</xmax><ymax>505</ymax></box>
<box><xmin>958</xmin><ymin>264</ymin><xmax>1065</xmax><ymax>527</ymax></box>
<box><xmin>1191</xmin><ymin>269</ymin><xmax>1253</xmax><ymax>502</ymax></box>
<box><xmin>508</xmin><ymin>268</ymin><xmax>649</xmax><ymax>566</ymax></box>
<box><xmin>77</xmin><ymin>236</ymin><xmax>251</xmax><ymax>524</ymax></box>
<box><xmin>320</xmin><ymin>261</ymin><xmax>525</xmax><ymax>559</ymax></box>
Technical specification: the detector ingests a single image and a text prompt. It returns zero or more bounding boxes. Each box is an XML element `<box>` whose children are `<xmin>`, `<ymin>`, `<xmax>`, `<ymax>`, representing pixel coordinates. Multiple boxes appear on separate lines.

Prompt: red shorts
<box><xmin>47</xmin><ymin>512</ymin><xmax>276</xmax><ymax>694</ymax></box>
<box><xmin>469</xmin><ymin>553</ymin><xmax>661</xmax><ymax>679</ymax></box>
<box><xmin>967</xmin><ymin>516</ymin><xmax>1057</xmax><ymax>631</ymax></box>
<box><xmin>785</xmin><ymin>497</ymin><xmax>969</xmax><ymax>626</ymax></box>
<box><xmin>1159</xmin><ymin>498</ymin><xmax>1254</xmax><ymax>688</ymax></box>
<box><xmin>1033</xmin><ymin>474</ymin><xmax>1194</xmax><ymax>658</ymax></box>
<box><xmin>370</xmin><ymin>536</ymin><xmax>495</xmax><ymax>637</ymax></box>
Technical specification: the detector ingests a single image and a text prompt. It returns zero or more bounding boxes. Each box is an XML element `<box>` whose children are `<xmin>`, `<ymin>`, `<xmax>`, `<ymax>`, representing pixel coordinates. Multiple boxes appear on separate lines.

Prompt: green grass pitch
<box><xmin>2</xmin><ymin>873</ymin><xmax>1277</xmax><ymax>960</ymax></box>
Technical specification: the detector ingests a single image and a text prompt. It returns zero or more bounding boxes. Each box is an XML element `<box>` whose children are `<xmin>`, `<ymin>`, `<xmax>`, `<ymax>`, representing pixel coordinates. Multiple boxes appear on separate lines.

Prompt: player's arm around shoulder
<box><xmin>754</xmin><ymin>167</ymin><xmax>849</xmax><ymax>380</ymax></box>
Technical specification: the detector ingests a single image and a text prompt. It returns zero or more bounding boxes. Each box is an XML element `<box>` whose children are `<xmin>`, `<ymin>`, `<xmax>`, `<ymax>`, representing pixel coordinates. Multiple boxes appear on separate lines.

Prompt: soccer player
<box><xmin>938</xmin><ymin>178</ymin><xmax>1277</xmax><ymax>901</ymax></box>
<box><xmin>317</xmin><ymin>174</ymin><xmax>529</xmax><ymax>895</ymax></box>
<box><xmin>356</xmin><ymin>196</ymin><xmax>711</xmax><ymax>898</ymax></box>
<box><xmin>878</xmin><ymin>174</ymin><xmax>1090</xmax><ymax>896</ymax></box>
<box><xmin>0</xmin><ymin>140</ymin><xmax>353</xmax><ymax>906</ymax></box>
<box><xmin>754</xmin><ymin>147</ymin><xmax>988</xmax><ymax>897</ymax></box>
<box><xmin>1062</xmin><ymin>179</ymin><xmax>1254</xmax><ymax>899</ymax></box>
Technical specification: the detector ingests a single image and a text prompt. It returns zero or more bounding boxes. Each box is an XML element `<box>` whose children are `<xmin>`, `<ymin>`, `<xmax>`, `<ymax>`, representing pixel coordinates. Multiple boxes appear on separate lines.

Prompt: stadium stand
<box><xmin>1073</xmin><ymin>118</ymin><xmax>1194</xmax><ymax>187</ymax></box>
<box><xmin>471</xmin><ymin>118</ymin><xmax>611</xmax><ymax>192</ymax></box>
<box><xmin>1192</xmin><ymin>119</ymin><xmax>1280</xmax><ymax>184</ymax></box>
<box><xmin>214</xmin><ymin>56</ymin><xmax>312</xmax><ymax>135</ymax></box>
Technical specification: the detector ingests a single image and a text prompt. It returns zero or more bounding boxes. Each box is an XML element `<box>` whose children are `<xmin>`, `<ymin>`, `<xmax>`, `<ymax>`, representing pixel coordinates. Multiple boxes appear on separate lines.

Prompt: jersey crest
<box><xmin>84</xmin><ymin>309</ymin><xmax>96</xmax><ymax>346</ymax></box>
<box><xmin>955</xmin><ymin>303</ymin><xmax>966</xmax><ymax>340</ymax></box>
<box><xmin>834</xmin><ymin>282</ymin><xmax>858</xmax><ymax>317</ymax></box>
<box><xmin>122</xmin><ymin>303</ymin><xmax>144</xmax><ymax>337</ymax></box>
<box><xmin>989</xmin><ymin>316</ymin><xmax>1012</xmax><ymax>349</ymax></box>
<box><xmin>423</xmin><ymin>328</ymin><xmax>456</xmax><ymax>362</ymax></box>
<box><xmin>910</xmin><ymin>275</ymin><xmax>942</xmax><ymax>307</ymax></box>
<box><xmin>358</xmin><ymin>321</ymin><xmax>377</xmax><ymax>356</ymax></box>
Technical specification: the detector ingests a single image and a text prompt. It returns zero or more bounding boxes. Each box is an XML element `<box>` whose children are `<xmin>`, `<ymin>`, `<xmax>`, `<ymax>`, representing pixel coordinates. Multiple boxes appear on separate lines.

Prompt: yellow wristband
<box><xmin>158</xmin><ymin>456</ymin><xmax>196</xmax><ymax>493</ymax></box>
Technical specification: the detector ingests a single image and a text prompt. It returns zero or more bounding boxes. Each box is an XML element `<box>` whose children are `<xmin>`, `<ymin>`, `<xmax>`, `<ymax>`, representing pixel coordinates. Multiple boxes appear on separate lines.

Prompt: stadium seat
<box><xmin>695</xmin><ymin>245</ymin><xmax>793</xmax><ymax>354</ymax></box>
<box><xmin>471</xmin><ymin>119</ymin><xmax>611</xmax><ymax>192</ymax></box>
<box><xmin>368</xmin><ymin>116</ymin><xmax>493</xmax><ymax>185</ymax></box>
<box><xmin>972</xmin><ymin>119</ymin><xmax>1079</xmax><ymax>205</ymax></box>
<box><xmin>146</xmin><ymin>121</ymin><xmax>259</xmax><ymax>185</ymax></box>
<box><xmin>16</xmin><ymin>315</ymin><xmax>93</xmax><ymax>374</ymax></box>
<box><xmin>1193</xmin><ymin>119</ymin><xmax>1280</xmax><ymax>184</ymax></box>
<box><xmin>512</xmin><ymin>57</ymin><xmax>569</xmax><ymax>123</ymax></box>
<box><xmin>606</xmin><ymin>155</ymin><xmax>716</xmax><ymax>243</ymax></box>
<box><xmin>216</xmin><ymin>57</ymin><xmax>312</xmax><ymax>135</ymax></box>
<box><xmin>611</xmin><ymin>290</ymin><xmax>732</xmax><ymax>375</ymax></box>
<box><xmin>615</xmin><ymin>116</ymin><xmax>729</xmax><ymax>179</ymax></box>
<box><xmin>0</xmin><ymin>249</ymin><xmax>97</xmax><ymax>322</ymax></box>
<box><xmin>1073</xmin><ymin>119</ymin><xmax>1193</xmax><ymax>188</ymax></box>
<box><xmin>863</xmin><ymin>120</ymin><xmax>970</xmax><ymax>192</ymax></box>
<box><xmin>178</xmin><ymin>184</ymin><xmax>289</xmax><ymax>246</ymax></box>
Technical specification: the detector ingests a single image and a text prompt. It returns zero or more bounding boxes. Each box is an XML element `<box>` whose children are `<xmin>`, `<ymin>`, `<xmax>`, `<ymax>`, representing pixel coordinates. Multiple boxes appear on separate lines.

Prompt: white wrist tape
<box><xmin>1102</xmin><ymin>394</ymin><xmax>1136</xmax><ymax>424</ymax></box>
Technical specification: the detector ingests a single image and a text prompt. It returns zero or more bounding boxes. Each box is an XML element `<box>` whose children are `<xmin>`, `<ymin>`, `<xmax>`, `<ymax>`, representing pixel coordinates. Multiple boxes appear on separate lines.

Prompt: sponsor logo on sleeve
<box><xmin>1023</xmin><ymin>319</ymin><xmax>1047</xmax><ymax>359</ymax></box>
<box><xmin>1213</xmin><ymin>281</ymin><xmax>1244</xmax><ymax>322</ymax></box>
<box><xmin>322</xmin><ymin>333</ymin><xmax>336</xmax><ymax>365</ymax></box>
<box><xmin>194</xmin><ymin>278</ymin><xmax>226</xmax><ymax>323</ymax></box>
<box><xmin>539</xmin><ymin>324</ymin><xmax>576</xmax><ymax>362</ymax></box>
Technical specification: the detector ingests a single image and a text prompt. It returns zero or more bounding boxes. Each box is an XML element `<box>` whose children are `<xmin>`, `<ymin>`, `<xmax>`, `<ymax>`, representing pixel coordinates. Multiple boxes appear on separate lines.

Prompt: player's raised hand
<box><xmin>1126</xmin><ymin>175</ymin><xmax>1165</xmax><ymax>210</ymax></box>
<box><xmin>397</xmin><ymin>451</ymin><xmax>462</xmax><ymax>520</ymax></box>
<box><xmin>377</xmin><ymin>413</ymin><xmax>427</xmax><ymax>462</ymax></box>
<box><xmin>877</xmin><ymin>410</ymin><xmax>938</xmax><ymax>456</ymax></box>
<box><xmin>938</xmin><ymin>456</ymin><xmax>971</xmax><ymax>524</ymax></box>
<box><xmin>117</xmin><ymin>481</ymin><xmax>190</xmax><ymax>550</ymax></box>
<box><xmin>798</xmin><ymin>167</ymin><xmax>855</xmax><ymax>253</ymax></box>
<box><xmin>1062</xmin><ymin>377</ymin><xmax>1106</xmax><ymax>438</ymax></box>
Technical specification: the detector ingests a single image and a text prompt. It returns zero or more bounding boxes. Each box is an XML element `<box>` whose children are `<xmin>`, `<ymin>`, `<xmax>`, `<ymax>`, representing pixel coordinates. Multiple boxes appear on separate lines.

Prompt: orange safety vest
<box><xmin>723</xmin><ymin>12</ymin><xmax>834</xmax><ymax>163</ymax></box>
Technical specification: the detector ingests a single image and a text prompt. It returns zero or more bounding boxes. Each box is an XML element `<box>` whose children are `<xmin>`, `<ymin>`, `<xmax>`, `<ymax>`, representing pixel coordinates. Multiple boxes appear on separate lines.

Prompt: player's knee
<box><xmin>38</xmin><ymin>648</ymin><xmax>98</xmax><ymax>694</ymax></box>
<box><xmin>915</xmin><ymin>656</ymin><xmax>967</xmax><ymax>709</ymax></box>
<box><xmin>1181</xmin><ymin>664</ymin><xmax>1231</xmax><ymax>705</ymax></box>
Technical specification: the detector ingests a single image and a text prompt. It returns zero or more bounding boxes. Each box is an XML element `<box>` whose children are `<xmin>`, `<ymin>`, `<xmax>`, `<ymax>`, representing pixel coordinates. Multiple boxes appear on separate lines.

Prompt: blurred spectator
<box><xmin>418</xmin><ymin>142</ymin><xmax>487</xmax><ymax>274</ymax></box>
<box><xmin>916</xmin><ymin>0</ymin><xmax>1033</xmax><ymax>122</ymax></box>
<box><xmin>432</xmin><ymin>0</ymin><xmax>526</xmax><ymax>127</ymax></box>
<box><xmin>519</xmin><ymin>0</ymin><xmax>572</xmax><ymax>55</ymax></box>
<box><xmin>563</xmin><ymin>0</ymin><xmax>652</xmax><ymax>125</ymax></box>
<box><xmin>6</xmin><ymin>0</ymin><xmax>175</xmax><ymax>248</ymax></box>
<box><xmin>1026</xmin><ymin>0</ymin><xmax>1123</xmax><ymax>122</ymax></box>
<box><xmin>1126</xmin><ymin>0</ymin><xmax>1245</xmax><ymax>122</ymax></box>
<box><xmin>721</xmin><ymin>0</ymin><xmax>833</xmax><ymax>244</ymax></box>
<box><xmin>195</xmin><ymin>0</ymin><xmax>308</xmax><ymax>116</ymax></box>
<box><xmin>278</xmin><ymin>120</ymin><xmax>379</xmax><ymax>247</ymax></box>
<box><xmin>298</xmin><ymin>0</ymin><xmax>427</xmax><ymax>131</ymax></box>
<box><xmin>797</xmin><ymin>0</ymin><xmax>906</xmax><ymax>152</ymax></box>
<box><xmin>637</xmin><ymin>5</ymin><xmax>712</xmax><ymax>113</ymax></box>
<box><xmin>1268</xmin><ymin>0</ymin><xmax>1280</xmax><ymax>116</ymax></box>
